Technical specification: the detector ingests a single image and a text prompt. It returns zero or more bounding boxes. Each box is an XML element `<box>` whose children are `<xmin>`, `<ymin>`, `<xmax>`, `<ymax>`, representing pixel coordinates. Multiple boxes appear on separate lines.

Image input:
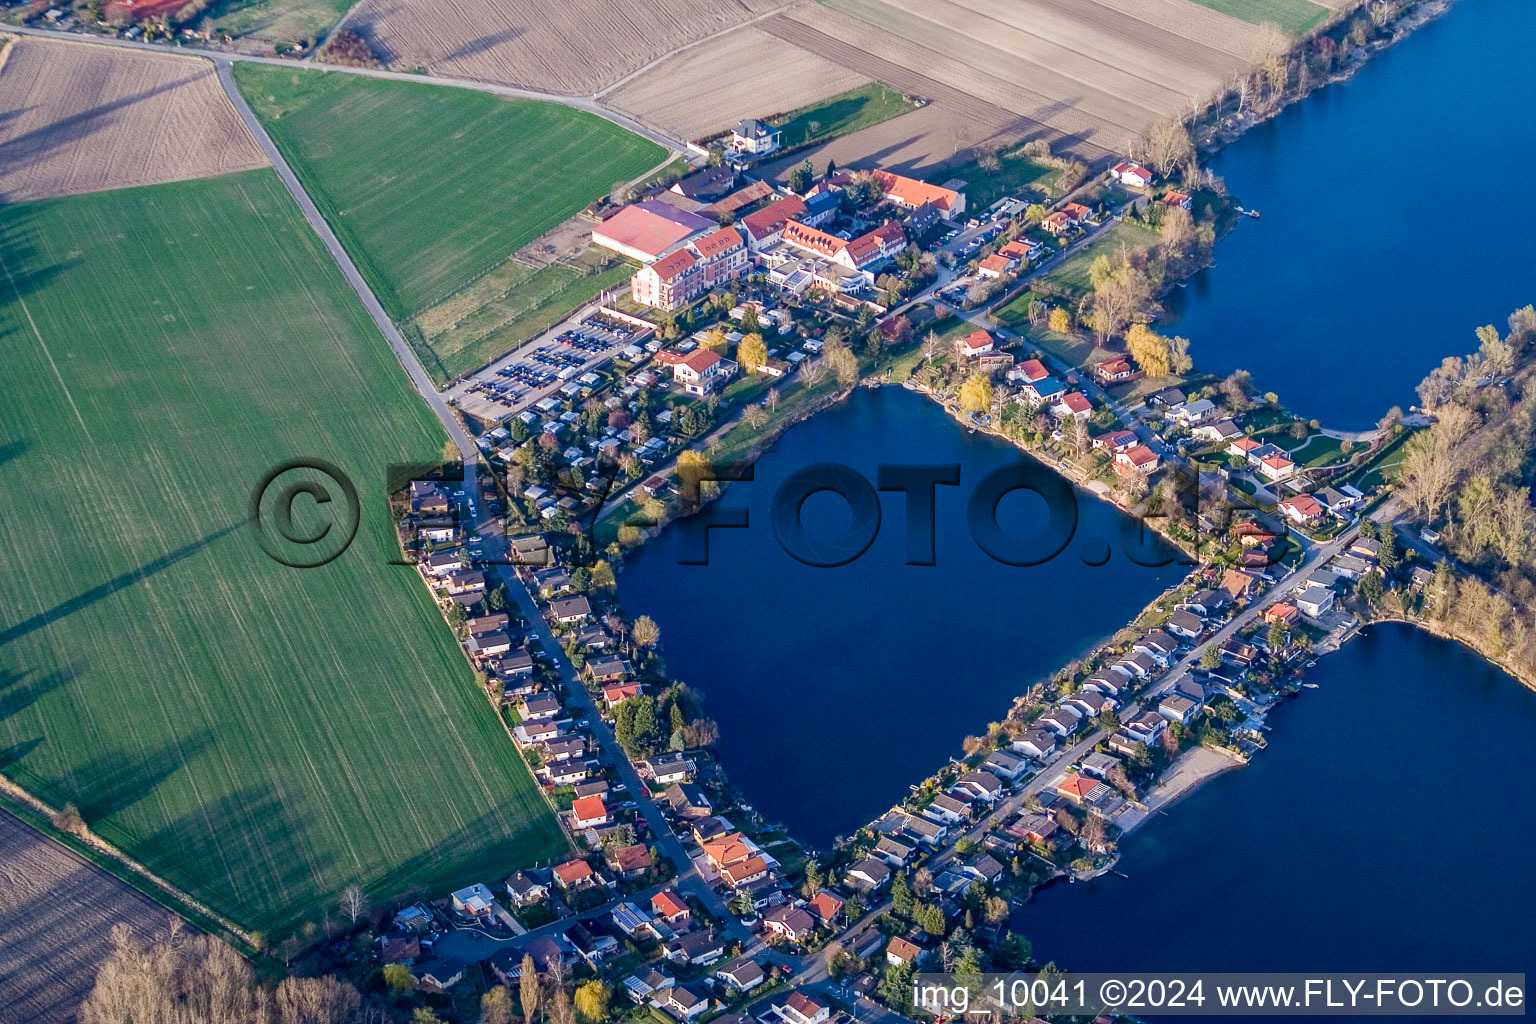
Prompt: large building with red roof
<box><xmin>593</xmin><ymin>200</ymin><xmax>716</xmax><ymax>262</ymax></box>
<box><xmin>869</xmin><ymin>170</ymin><xmax>966</xmax><ymax>220</ymax></box>
<box><xmin>630</xmin><ymin>226</ymin><xmax>747</xmax><ymax>309</ymax></box>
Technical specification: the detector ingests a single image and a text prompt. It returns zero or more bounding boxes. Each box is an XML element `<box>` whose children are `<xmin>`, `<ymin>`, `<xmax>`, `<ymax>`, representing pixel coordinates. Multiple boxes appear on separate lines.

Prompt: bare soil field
<box><xmin>0</xmin><ymin>811</ymin><xmax>175</xmax><ymax>1024</ymax></box>
<box><xmin>747</xmin><ymin>0</ymin><xmax>1287</xmax><ymax>175</ymax></box>
<box><xmin>342</xmin><ymin>0</ymin><xmax>791</xmax><ymax>96</ymax></box>
<box><xmin>0</xmin><ymin>38</ymin><xmax>263</xmax><ymax>202</ymax></box>
<box><xmin>604</xmin><ymin>27</ymin><xmax>870</xmax><ymax>142</ymax></box>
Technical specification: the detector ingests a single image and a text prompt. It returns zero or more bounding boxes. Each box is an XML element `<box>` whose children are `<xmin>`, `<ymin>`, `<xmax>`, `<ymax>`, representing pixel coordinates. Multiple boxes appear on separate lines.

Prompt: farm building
<box><xmin>593</xmin><ymin>201</ymin><xmax>715</xmax><ymax>262</ymax></box>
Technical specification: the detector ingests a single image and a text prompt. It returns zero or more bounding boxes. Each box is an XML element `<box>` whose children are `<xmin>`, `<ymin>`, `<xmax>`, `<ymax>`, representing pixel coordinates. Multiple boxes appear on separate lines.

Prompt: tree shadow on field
<box><xmin>0</xmin><ymin>665</ymin><xmax>80</xmax><ymax>721</ymax></box>
<box><xmin>137</xmin><ymin>780</ymin><xmax>336</xmax><ymax>932</ymax></box>
<box><xmin>71</xmin><ymin>729</ymin><xmax>217</xmax><ymax>823</ymax></box>
<box><xmin>0</xmin><ymin>439</ymin><xmax>31</xmax><ymax>467</ymax></box>
<box><xmin>440</xmin><ymin>25</ymin><xmax>521</xmax><ymax>63</ymax></box>
<box><xmin>0</xmin><ymin>74</ymin><xmax>206</xmax><ymax>198</ymax></box>
<box><xmin>0</xmin><ymin>519</ymin><xmax>249</xmax><ymax>649</ymax></box>
<box><xmin>0</xmin><ymin>207</ymin><xmax>65</xmax><ymax>306</ymax></box>
<box><xmin>365</xmin><ymin>806</ymin><xmax>569</xmax><ymax>911</ymax></box>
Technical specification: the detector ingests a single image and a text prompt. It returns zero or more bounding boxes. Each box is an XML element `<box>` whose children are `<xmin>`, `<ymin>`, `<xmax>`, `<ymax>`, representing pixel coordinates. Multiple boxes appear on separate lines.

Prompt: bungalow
<box><xmin>1092</xmin><ymin>356</ymin><xmax>1135</xmax><ymax>383</ymax></box>
<box><xmin>1082</xmin><ymin>671</ymin><xmax>1127</xmax><ymax>698</ymax></box>
<box><xmin>922</xmin><ymin>792</ymin><xmax>972</xmax><ymax>826</ymax></box>
<box><xmin>1134</xmin><ymin>630</ymin><xmax>1180</xmax><ymax>662</ymax></box>
<box><xmin>451</xmin><ymin>883</ymin><xmax>499</xmax><ymax>919</ymax></box>
<box><xmin>873</xmin><ymin>834</ymin><xmax>916</xmax><ymax>867</ymax></box>
<box><xmin>889</xmin><ymin>811</ymin><xmax>946</xmax><ymax>847</ymax></box>
<box><xmin>1094</xmin><ymin>428</ymin><xmax>1140</xmax><ymax>453</ymax></box>
<box><xmin>421</xmin><ymin>549</ymin><xmax>464</xmax><ymax>577</ymax></box>
<box><xmin>651</xmin><ymin>889</ymin><xmax>691</xmax><ymax>925</ymax></box>
<box><xmin>1263</xmin><ymin>602</ymin><xmax>1299</xmax><ymax>625</ymax></box>
<box><xmin>666</xmin><ymin>930</ymin><xmax>725</xmax><ymax>966</ymax></box>
<box><xmin>886</xmin><ymin>937</ymin><xmax>924</xmax><ymax>967</ymax></box>
<box><xmin>1183</xmin><ymin>589</ymin><xmax>1231</xmax><ymax>618</ymax></box>
<box><xmin>1037</xmin><ymin>706</ymin><xmax>1082</xmax><ymax>736</ymax></box>
<box><xmin>1116</xmin><ymin>651</ymin><xmax>1160</xmax><ymax>679</ymax></box>
<box><xmin>1350</xmin><ymin>536</ymin><xmax>1382</xmax><ymax>561</ymax></box>
<box><xmin>1163</xmin><ymin>189</ymin><xmax>1192</xmax><ymax>209</ymax></box>
<box><xmin>517</xmin><ymin>718</ymin><xmax>560</xmax><ymax>745</ymax></box>
<box><xmin>1018</xmin><ymin>375</ymin><xmax>1065</xmax><ymax>404</ymax></box>
<box><xmin>1165</xmin><ymin>609</ymin><xmax>1205</xmax><ymax>639</ymax></box>
<box><xmin>845</xmin><ymin>856</ymin><xmax>891</xmax><ymax>891</ymax></box>
<box><xmin>1056</xmin><ymin>772</ymin><xmax>1110</xmax><ymax>805</ymax></box>
<box><xmin>1051</xmin><ymin>391</ymin><xmax>1093</xmax><ymax>420</ymax></box>
<box><xmin>702</xmin><ymin>833</ymin><xmax>756</xmax><ymax>870</ymax></box>
<box><xmin>1009</xmin><ymin>812</ymin><xmax>1059</xmax><ymax>845</ymax></box>
<box><xmin>1228</xmin><ymin>437</ymin><xmax>1263</xmax><ymax>459</ymax></box>
<box><xmin>1147</xmin><ymin>386</ymin><xmax>1187</xmax><ymax>407</ymax></box>
<box><xmin>1169</xmin><ymin>398</ymin><xmax>1217</xmax><ymax>425</ymax></box>
<box><xmin>721</xmin><ymin>856</ymin><xmax>770</xmax><ymax>889</ymax></box>
<box><xmin>602</xmin><ymin>681</ymin><xmax>643</xmax><ymax>705</ymax></box>
<box><xmin>1009</xmin><ymin>358</ymin><xmax>1049</xmax><ymax>384</ymax></box>
<box><xmin>570</xmin><ymin>795</ymin><xmax>611</xmax><ymax>830</ymax></box>
<box><xmin>1115</xmin><ymin>444</ymin><xmax>1159</xmax><ymax>475</ymax></box>
<box><xmin>444</xmin><ymin>570</ymin><xmax>485</xmax><ymax>596</ymax></box>
<box><xmin>1012</xmin><ymin>726</ymin><xmax>1058</xmax><ymax>760</ymax></box>
<box><xmin>1258</xmin><ymin>452</ymin><xmax>1297</xmax><ymax>481</ymax></box>
<box><xmin>1109</xmin><ymin>161</ymin><xmax>1153</xmax><ymax>187</ymax></box>
<box><xmin>521</xmin><ymin>693</ymin><xmax>562</xmax><ymax>721</ymax></box>
<box><xmin>963</xmin><ymin>852</ymin><xmax>1005</xmax><ymax>884</ymax></box>
<box><xmin>1318</xmin><ymin>484</ymin><xmax>1366</xmax><ymax>514</ymax></box>
<box><xmin>1279</xmin><ymin>494</ymin><xmax>1326</xmax><ymax>526</ymax></box>
<box><xmin>956</xmin><ymin>329</ymin><xmax>996</xmax><ymax>358</ymax></box>
<box><xmin>1295</xmin><ymin>582</ymin><xmax>1336</xmax><ymax>618</ymax></box>
<box><xmin>505</xmin><ymin>871</ymin><xmax>549</xmax><ymax>907</ymax></box>
<box><xmin>1193</xmin><ymin>418</ymin><xmax>1242</xmax><ymax>443</ymax></box>
<box><xmin>1067</xmin><ymin>689</ymin><xmax>1113</xmax><ymax>720</ymax></box>
<box><xmin>552</xmin><ymin>858</ymin><xmax>595</xmax><ymax>891</ymax></box>
<box><xmin>417</xmin><ymin>960</ymin><xmax>467</xmax><ymax>994</ymax></box>
<box><xmin>1221</xmin><ymin>568</ymin><xmax>1260</xmax><ymax>600</ymax></box>
<box><xmin>664</xmin><ymin>782</ymin><xmax>713</xmax><ymax>819</ymax></box>
<box><xmin>1061</xmin><ymin>201</ymin><xmax>1092</xmax><ymax>224</ymax></box>
<box><xmin>567</xmin><ymin>922</ymin><xmax>620</xmax><ymax>966</ymax></box>
<box><xmin>545</xmin><ymin>759</ymin><xmax>588</xmax><ymax>786</ymax></box>
<box><xmin>764</xmin><ymin>904</ymin><xmax>817</xmax><ymax>943</ymax></box>
<box><xmin>1108</xmin><ymin>731</ymin><xmax>1146</xmax><ymax>757</ymax></box>
<box><xmin>548</xmin><ymin>596</ymin><xmax>592</xmax><ymax>624</ymax></box>
<box><xmin>584</xmin><ymin>655</ymin><xmax>631</xmax><ymax>684</ymax></box>
<box><xmin>808</xmin><ymin>889</ymin><xmax>845</xmax><ymax>926</ymax></box>
<box><xmin>1158</xmin><ymin>694</ymin><xmax>1199</xmax><ymax>726</ymax></box>
<box><xmin>1081</xmin><ymin>751</ymin><xmax>1120</xmax><ymax>779</ymax></box>
<box><xmin>954</xmin><ymin>770</ymin><xmax>1004</xmax><ymax>803</ymax></box>
<box><xmin>983</xmin><ymin>748</ymin><xmax>1029</xmax><ymax>781</ymax></box>
<box><xmin>641</xmin><ymin>752</ymin><xmax>695</xmax><ymax>784</ymax></box>
<box><xmin>1329</xmin><ymin>554</ymin><xmax>1373</xmax><ymax>580</ymax></box>
<box><xmin>716</xmin><ymin>957</ymin><xmax>767</xmax><ymax>994</ymax></box>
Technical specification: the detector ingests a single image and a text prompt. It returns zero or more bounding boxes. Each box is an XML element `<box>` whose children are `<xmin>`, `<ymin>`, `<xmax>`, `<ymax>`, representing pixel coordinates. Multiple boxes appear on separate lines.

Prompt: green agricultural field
<box><xmin>232</xmin><ymin>64</ymin><xmax>667</xmax><ymax>322</ymax></box>
<box><xmin>0</xmin><ymin>170</ymin><xmax>567</xmax><ymax>935</ymax></box>
<box><xmin>772</xmin><ymin>83</ymin><xmax>918</xmax><ymax>150</ymax></box>
<box><xmin>1185</xmin><ymin>0</ymin><xmax>1329</xmax><ymax>34</ymax></box>
<box><xmin>410</xmin><ymin>248</ymin><xmax>637</xmax><ymax>383</ymax></box>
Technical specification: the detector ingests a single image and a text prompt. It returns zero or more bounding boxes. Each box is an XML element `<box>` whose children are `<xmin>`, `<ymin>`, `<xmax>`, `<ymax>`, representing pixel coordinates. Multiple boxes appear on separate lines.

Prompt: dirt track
<box><xmin>0</xmin><ymin>36</ymin><xmax>263</xmax><ymax>202</ymax></box>
<box><xmin>0</xmin><ymin>811</ymin><xmax>179</xmax><ymax>1024</ymax></box>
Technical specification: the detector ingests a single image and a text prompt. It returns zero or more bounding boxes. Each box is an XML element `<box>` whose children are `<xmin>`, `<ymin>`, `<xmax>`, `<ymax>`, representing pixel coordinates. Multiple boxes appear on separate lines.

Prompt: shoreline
<box><xmin>1113</xmin><ymin>744</ymin><xmax>1245</xmax><ymax>840</ymax></box>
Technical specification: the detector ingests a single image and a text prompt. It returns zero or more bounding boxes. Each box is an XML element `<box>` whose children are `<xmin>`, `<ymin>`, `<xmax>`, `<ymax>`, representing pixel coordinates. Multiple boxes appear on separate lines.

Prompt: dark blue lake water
<box><xmin>1165</xmin><ymin>0</ymin><xmax>1536</xmax><ymax>430</ymax></box>
<box><xmin>1014</xmin><ymin>623</ymin><xmax>1536</xmax><ymax>1016</ymax></box>
<box><xmin>620</xmin><ymin>386</ymin><xmax>1184</xmax><ymax>846</ymax></box>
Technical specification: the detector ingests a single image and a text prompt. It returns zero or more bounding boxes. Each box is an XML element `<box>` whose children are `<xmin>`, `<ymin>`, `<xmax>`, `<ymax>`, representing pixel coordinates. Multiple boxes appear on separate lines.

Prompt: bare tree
<box><xmin>340</xmin><ymin>885</ymin><xmax>370</xmax><ymax>926</ymax></box>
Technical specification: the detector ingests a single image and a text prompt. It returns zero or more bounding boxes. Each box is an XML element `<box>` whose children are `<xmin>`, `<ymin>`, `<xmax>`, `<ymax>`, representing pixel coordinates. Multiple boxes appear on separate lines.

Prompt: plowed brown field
<box><xmin>0</xmin><ymin>38</ymin><xmax>262</xmax><ymax>202</ymax></box>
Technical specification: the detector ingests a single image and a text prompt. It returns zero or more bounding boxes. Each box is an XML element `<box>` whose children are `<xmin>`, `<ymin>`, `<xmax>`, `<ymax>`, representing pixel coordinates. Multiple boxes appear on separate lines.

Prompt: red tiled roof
<box><xmin>1261</xmin><ymin>455</ymin><xmax>1294</xmax><ymax>470</ymax></box>
<box><xmin>1057</xmin><ymin>773</ymin><xmax>1100</xmax><ymax>800</ymax></box>
<box><xmin>648</xmin><ymin>247</ymin><xmax>697</xmax><ymax>281</ymax></box>
<box><xmin>959</xmin><ymin>329</ymin><xmax>993</xmax><ymax>351</ymax></box>
<box><xmin>722</xmin><ymin>856</ymin><xmax>767</xmax><ymax>884</ymax></box>
<box><xmin>978</xmin><ymin>253</ymin><xmax>1011</xmax><ymax>273</ymax></box>
<box><xmin>680</xmin><ymin>349</ymin><xmax>721</xmax><ymax>374</ymax></box>
<box><xmin>571</xmin><ymin>795</ymin><xmax>607</xmax><ymax>822</ymax></box>
<box><xmin>1120</xmin><ymin>444</ymin><xmax>1156</xmax><ymax>466</ymax></box>
<box><xmin>595</xmin><ymin>204</ymin><xmax>702</xmax><ymax>259</ymax></box>
<box><xmin>999</xmin><ymin>240</ymin><xmax>1032</xmax><ymax>258</ymax></box>
<box><xmin>554</xmin><ymin>858</ymin><xmax>593</xmax><ymax>884</ymax></box>
<box><xmin>870</xmin><ymin>170</ymin><xmax>961</xmax><ymax>211</ymax></box>
<box><xmin>1231</xmin><ymin>437</ymin><xmax>1262</xmax><ymax>452</ymax></box>
<box><xmin>652</xmin><ymin>889</ymin><xmax>689</xmax><ymax>918</ymax></box>
<box><xmin>1281</xmin><ymin>495</ymin><xmax>1323</xmax><ymax>517</ymax></box>
<box><xmin>692</xmin><ymin>226</ymin><xmax>744</xmax><ymax>258</ymax></box>
<box><xmin>1017</xmin><ymin>358</ymin><xmax>1047</xmax><ymax>382</ymax></box>
<box><xmin>1058</xmin><ymin>392</ymin><xmax>1092</xmax><ymax>413</ymax></box>
<box><xmin>782</xmin><ymin>219</ymin><xmax>846</xmax><ymax>259</ymax></box>
<box><xmin>741</xmin><ymin>196</ymin><xmax>806</xmax><ymax>239</ymax></box>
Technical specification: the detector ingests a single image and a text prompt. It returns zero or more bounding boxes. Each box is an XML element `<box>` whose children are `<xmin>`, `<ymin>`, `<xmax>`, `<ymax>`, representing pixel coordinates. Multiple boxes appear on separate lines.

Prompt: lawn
<box><xmin>410</xmin><ymin>247</ymin><xmax>638</xmax><ymax>383</ymax></box>
<box><xmin>772</xmin><ymin>83</ymin><xmax>918</xmax><ymax>149</ymax></box>
<box><xmin>946</xmin><ymin>146</ymin><xmax>1058</xmax><ymax>211</ymax></box>
<box><xmin>232</xmin><ymin>64</ymin><xmax>667</xmax><ymax>320</ymax></box>
<box><xmin>1040</xmin><ymin>220</ymin><xmax>1160</xmax><ymax>296</ymax></box>
<box><xmin>0</xmin><ymin>170</ymin><xmax>567</xmax><ymax>936</ymax></box>
<box><xmin>991</xmin><ymin>289</ymin><xmax>1040</xmax><ymax>329</ymax></box>
<box><xmin>206</xmin><ymin>0</ymin><xmax>351</xmax><ymax>46</ymax></box>
<box><xmin>1185</xmin><ymin>0</ymin><xmax>1329</xmax><ymax>33</ymax></box>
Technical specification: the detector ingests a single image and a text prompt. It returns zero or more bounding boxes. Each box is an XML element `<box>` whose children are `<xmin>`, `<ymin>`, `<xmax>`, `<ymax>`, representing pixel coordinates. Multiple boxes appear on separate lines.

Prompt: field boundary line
<box><xmin>593</xmin><ymin>2</ymin><xmax>809</xmax><ymax>100</ymax></box>
<box><xmin>0</xmin><ymin>248</ymin><xmax>89</xmax><ymax>435</ymax></box>
<box><xmin>0</xmin><ymin>777</ymin><xmax>256</xmax><ymax>950</ymax></box>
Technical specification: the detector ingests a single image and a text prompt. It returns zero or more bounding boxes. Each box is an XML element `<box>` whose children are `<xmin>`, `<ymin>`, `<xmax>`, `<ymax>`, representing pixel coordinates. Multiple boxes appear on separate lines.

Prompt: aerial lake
<box><xmin>1015</xmin><ymin>624</ymin><xmax>1536</xmax><ymax>1009</ymax></box>
<box><xmin>1164</xmin><ymin>0</ymin><xmax>1536</xmax><ymax>431</ymax></box>
<box><xmin>620</xmin><ymin>386</ymin><xmax>1184</xmax><ymax>847</ymax></box>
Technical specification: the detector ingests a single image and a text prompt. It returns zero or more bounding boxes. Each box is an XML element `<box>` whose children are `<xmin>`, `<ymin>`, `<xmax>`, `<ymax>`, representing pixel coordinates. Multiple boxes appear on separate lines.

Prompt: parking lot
<box><xmin>444</xmin><ymin>306</ymin><xmax>653</xmax><ymax>423</ymax></box>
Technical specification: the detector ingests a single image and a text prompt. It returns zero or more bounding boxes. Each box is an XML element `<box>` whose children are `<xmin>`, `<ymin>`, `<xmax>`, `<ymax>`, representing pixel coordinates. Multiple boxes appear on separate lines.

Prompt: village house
<box><xmin>1094</xmin><ymin>428</ymin><xmax>1140</xmax><ymax>453</ymax></box>
<box><xmin>1158</xmin><ymin>694</ymin><xmax>1200</xmax><ymax>726</ymax></box>
<box><xmin>664</xmin><ymin>782</ymin><xmax>713</xmax><ymax>819</ymax></box>
<box><xmin>716</xmin><ymin>956</ymin><xmax>767</xmax><ymax>993</ymax></box>
<box><xmin>1012</xmin><ymin>726</ymin><xmax>1058</xmax><ymax>760</ymax></box>
<box><xmin>1009</xmin><ymin>357</ymin><xmax>1049</xmax><ymax>384</ymax></box>
<box><xmin>764</xmin><ymin>904</ymin><xmax>817</xmax><ymax>943</ymax></box>
<box><xmin>584</xmin><ymin>654</ymin><xmax>631</xmax><ymax>684</ymax></box>
<box><xmin>666</xmin><ymin>930</ymin><xmax>726</xmax><ymax>966</ymax></box>
<box><xmin>611</xmin><ymin>901</ymin><xmax>658</xmax><ymax>941</ymax></box>
<box><xmin>624</xmin><ymin>965</ymin><xmax>676</xmax><ymax>1003</ymax></box>
<box><xmin>548</xmin><ymin>595</ymin><xmax>592</xmax><ymax>624</ymax></box>
<box><xmin>1279</xmin><ymin>494</ymin><xmax>1326</xmax><ymax>526</ymax></box>
<box><xmin>1110</xmin><ymin>161</ymin><xmax>1154</xmax><ymax>187</ymax></box>
<box><xmin>1051</xmin><ymin>391</ymin><xmax>1093</xmax><ymax>420</ymax></box>
<box><xmin>1165</xmin><ymin>609</ymin><xmax>1205</xmax><ymax>639</ymax></box>
<box><xmin>1163</xmin><ymin>189</ymin><xmax>1192</xmax><ymax>209</ymax></box>
<box><xmin>602</xmin><ymin>681</ymin><xmax>643</xmax><ymax>705</ymax></box>
<box><xmin>1183</xmin><ymin>589</ymin><xmax>1231</xmax><ymax>618</ymax></box>
<box><xmin>976</xmin><ymin>251</ymin><xmax>1019</xmax><ymax>279</ymax></box>
<box><xmin>807</xmin><ymin>889</ymin><xmax>845</xmax><ymax>926</ymax></box>
<box><xmin>1094</xmin><ymin>357</ymin><xmax>1136</xmax><ymax>383</ymax></box>
<box><xmin>641</xmin><ymin>752</ymin><xmax>695</xmax><ymax>784</ymax></box>
<box><xmin>740</xmin><ymin>196</ymin><xmax>807</xmax><ymax>249</ymax></box>
<box><xmin>983</xmin><ymin>748</ymin><xmax>1029</xmax><ymax>781</ymax></box>
<box><xmin>1133</xmin><ymin>630</ymin><xmax>1180</xmax><ymax>663</ymax></box>
<box><xmin>721</xmin><ymin>856</ymin><xmax>770</xmax><ymax>889</ymax></box>
<box><xmin>1125</xmin><ymin>710</ymin><xmax>1167</xmax><ymax>745</ymax></box>
<box><xmin>1041</xmin><ymin>210</ymin><xmax>1073</xmax><ymax>235</ymax></box>
<box><xmin>886</xmin><ymin>936</ymin><xmax>924</xmax><ymax>967</ymax></box>
<box><xmin>956</xmin><ymin>329</ymin><xmax>995</xmax><ymax>358</ymax></box>
<box><xmin>1067</xmin><ymin>689</ymin><xmax>1113</xmax><ymax>720</ymax></box>
<box><xmin>1083</xmin><ymin>670</ymin><xmax>1127</xmax><ymax>697</ymax></box>
<box><xmin>1009</xmin><ymin>812</ymin><xmax>1059</xmax><ymax>845</ymax></box>
<box><xmin>1056</xmin><ymin>772</ymin><xmax>1112</xmax><ymax>806</ymax></box>
<box><xmin>451</xmin><ymin>883</ymin><xmax>499</xmax><ymax>920</ymax></box>
<box><xmin>1295</xmin><ymin>582</ymin><xmax>1336</xmax><ymax>618</ymax></box>
<box><xmin>922</xmin><ymin>792</ymin><xmax>972</xmax><ymax>826</ymax></box>
<box><xmin>870</xmin><ymin>170</ymin><xmax>966</xmax><ymax>220</ymax></box>
<box><xmin>1115</xmin><ymin>444</ymin><xmax>1160</xmax><ymax>476</ymax></box>
<box><xmin>505</xmin><ymin>870</ymin><xmax>548</xmax><ymax>908</ymax></box>
<box><xmin>672</xmin><ymin>349</ymin><xmax>738</xmax><ymax>396</ymax></box>
<box><xmin>845</xmin><ymin>856</ymin><xmax>891</xmax><ymax>891</ymax></box>
<box><xmin>731</xmin><ymin>118</ymin><xmax>782</xmax><ymax>156</ymax></box>
<box><xmin>570</xmin><ymin>794</ymin><xmax>610</xmax><ymax>830</ymax></box>
<box><xmin>954</xmin><ymin>770</ymin><xmax>1004</xmax><ymax>803</ymax></box>
<box><xmin>651</xmin><ymin>889</ymin><xmax>691</xmax><ymax>926</ymax></box>
<box><xmin>1037</xmin><ymin>705</ymin><xmax>1083</xmax><ymax>736</ymax></box>
<box><xmin>552</xmin><ymin>858</ymin><xmax>596</xmax><ymax>891</ymax></box>
<box><xmin>873</xmin><ymin>834</ymin><xmax>916</xmax><ymax>867</ymax></box>
<box><xmin>773</xmin><ymin>991</ymin><xmax>831</xmax><ymax>1024</ymax></box>
<box><xmin>1263</xmin><ymin>601</ymin><xmax>1299</xmax><ymax>626</ymax></box>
